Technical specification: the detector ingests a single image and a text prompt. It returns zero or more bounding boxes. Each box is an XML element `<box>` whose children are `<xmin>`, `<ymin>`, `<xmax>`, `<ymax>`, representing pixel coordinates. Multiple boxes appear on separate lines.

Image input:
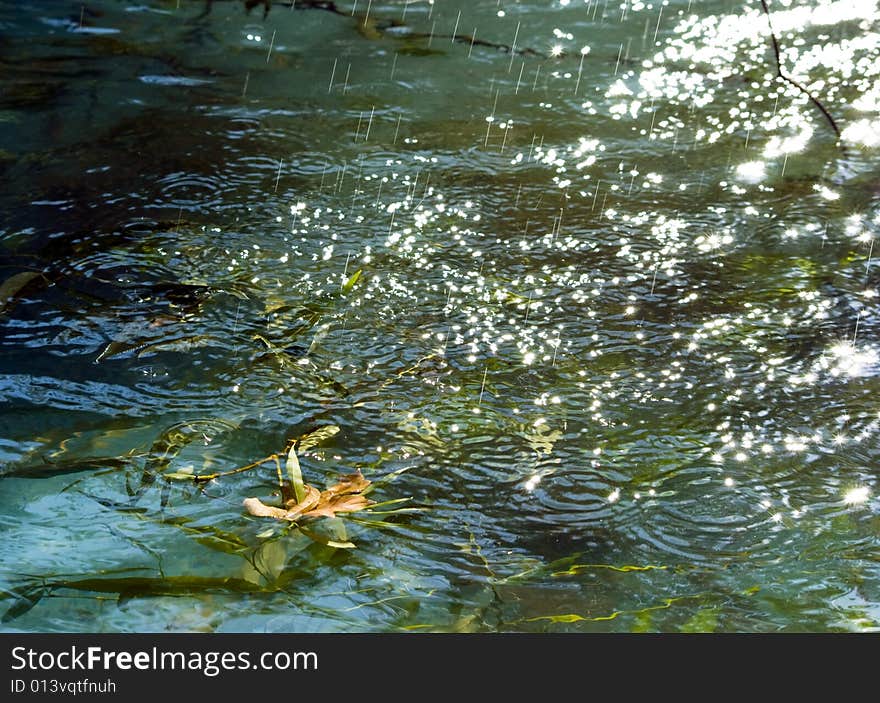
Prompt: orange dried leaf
<box><xmin>283</xmin><ymin>484</ymin><xmax>321</xmax><ymax>509</ymax></box>
<box><xmin>244</xmin><ymin>471</ymin><xmax>374</xmax><ymax>522</ymax></box>
<box><xmin>283</xmin><ymin>485</ymin><xmax>322</xmax><ymax>519</ymax></box>
<box><xmin>301</xmin><ymin>493</ymin><xmax>374</xmax><ymax>519</ymax></box>
<box><xmin>243</xmin><ymin>497</ymin><xmax>289</xmax><ymax>520</ymax></box>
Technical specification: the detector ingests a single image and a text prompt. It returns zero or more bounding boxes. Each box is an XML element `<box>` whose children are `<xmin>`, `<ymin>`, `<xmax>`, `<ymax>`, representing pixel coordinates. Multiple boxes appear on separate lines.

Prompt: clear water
<box><xmin>1</xmin><ymin>0</ymin><xmax>879</xmax><ymax>632</ymax></box>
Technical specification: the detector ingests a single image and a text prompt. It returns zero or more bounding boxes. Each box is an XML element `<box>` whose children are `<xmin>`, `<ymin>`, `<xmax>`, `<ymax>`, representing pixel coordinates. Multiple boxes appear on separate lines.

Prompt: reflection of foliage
<box><xmin>208</xmin><ymin>0</ymin><xmax>549</xmax><ymax>57</ymax></box>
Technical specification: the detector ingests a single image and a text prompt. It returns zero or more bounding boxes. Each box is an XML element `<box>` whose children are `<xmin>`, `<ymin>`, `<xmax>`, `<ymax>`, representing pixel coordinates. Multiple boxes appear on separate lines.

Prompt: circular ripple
<box><xmin>156</xmin><ymin>172</ymin><xmax>226</xmax><ymax>210</ymax></box>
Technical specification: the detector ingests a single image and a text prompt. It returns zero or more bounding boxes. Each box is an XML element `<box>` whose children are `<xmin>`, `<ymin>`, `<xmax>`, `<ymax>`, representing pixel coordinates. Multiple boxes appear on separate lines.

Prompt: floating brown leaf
<box><xmin>298</xmin><ymin>493</ymin><xmax>373</xmax><ymax>519</ymax></box>
<box><xmin>281</xmin><ymin>484</ymin><xmax>322</xmax><ymax>518</ymax></box>
<box><xmin>242</xmin><ymin>497</ymin><xmax>290</xmax><ymax>520</ymax></box>
<box><xmin>244</xmin><ymin>471</ymin><xmax>374</xmax><ymax>523</ymax></box>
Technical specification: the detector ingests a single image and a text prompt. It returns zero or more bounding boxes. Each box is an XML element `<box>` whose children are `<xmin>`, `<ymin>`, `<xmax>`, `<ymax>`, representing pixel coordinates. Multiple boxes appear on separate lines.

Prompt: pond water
<box><xmin>1</xmin><ymin>0</ymin><xmax>879</xmax><ymax>632</ymax></box>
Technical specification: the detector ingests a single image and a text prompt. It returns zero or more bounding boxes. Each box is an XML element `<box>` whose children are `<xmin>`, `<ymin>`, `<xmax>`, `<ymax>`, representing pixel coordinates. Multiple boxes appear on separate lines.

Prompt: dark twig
<box><xmin>758</xmin><ymin>0</ymin><xmax>842</xmax><ymax>141</ymax></box>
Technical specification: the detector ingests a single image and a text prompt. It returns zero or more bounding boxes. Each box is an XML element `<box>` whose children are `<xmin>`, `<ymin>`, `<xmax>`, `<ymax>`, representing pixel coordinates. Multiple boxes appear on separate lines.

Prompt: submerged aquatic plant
<box><xmin>0</xmin><ymin>270</ymin><xmax>45</xmax><ymax>315</ymax></box>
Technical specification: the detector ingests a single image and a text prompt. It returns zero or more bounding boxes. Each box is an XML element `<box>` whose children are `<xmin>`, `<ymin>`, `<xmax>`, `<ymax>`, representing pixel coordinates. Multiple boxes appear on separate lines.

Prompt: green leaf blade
<box><xmin>342</xmin><ymin>268</ymin><xmax>362</xmax><ymax>294</ymax></box>
<box><xmin>286</xmin><ymin>442</ymin><xmax>306</xmax><ymax>504</ymax></box>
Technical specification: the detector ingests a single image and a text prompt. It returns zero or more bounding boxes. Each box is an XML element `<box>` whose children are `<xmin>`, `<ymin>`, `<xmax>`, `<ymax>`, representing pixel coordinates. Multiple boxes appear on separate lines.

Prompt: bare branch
<box><xmin>758</xmin><ymin>0</ymin><xmax>842</xmax><ymax>141</ymax></box>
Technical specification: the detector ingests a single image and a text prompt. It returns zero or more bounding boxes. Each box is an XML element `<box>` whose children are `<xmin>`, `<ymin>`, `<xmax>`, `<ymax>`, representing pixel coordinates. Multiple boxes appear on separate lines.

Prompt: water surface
<box><xmin>1</xmin><ymin>0</ymin><xmax>879</xmax><ymax>632</ymax></box>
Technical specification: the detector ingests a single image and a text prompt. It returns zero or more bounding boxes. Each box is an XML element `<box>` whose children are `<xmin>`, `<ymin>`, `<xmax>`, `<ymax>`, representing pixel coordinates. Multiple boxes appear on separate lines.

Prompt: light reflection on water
<box><xmin>0</xmin><ymin>0</ymin><xmax>878</xmax><ymax>632</ymax></box>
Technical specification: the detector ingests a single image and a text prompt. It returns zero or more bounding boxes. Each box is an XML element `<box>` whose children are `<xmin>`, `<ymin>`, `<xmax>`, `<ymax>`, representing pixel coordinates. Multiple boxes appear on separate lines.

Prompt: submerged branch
<box><xmin>403</xmin><ymin>32</ymin><xmax>547</xmax><ymax>58</ymax></box>
<box><xmin>184</xmin><ymin>453</ymin><xmax>279</xmax><ymax>483</ymax></box>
